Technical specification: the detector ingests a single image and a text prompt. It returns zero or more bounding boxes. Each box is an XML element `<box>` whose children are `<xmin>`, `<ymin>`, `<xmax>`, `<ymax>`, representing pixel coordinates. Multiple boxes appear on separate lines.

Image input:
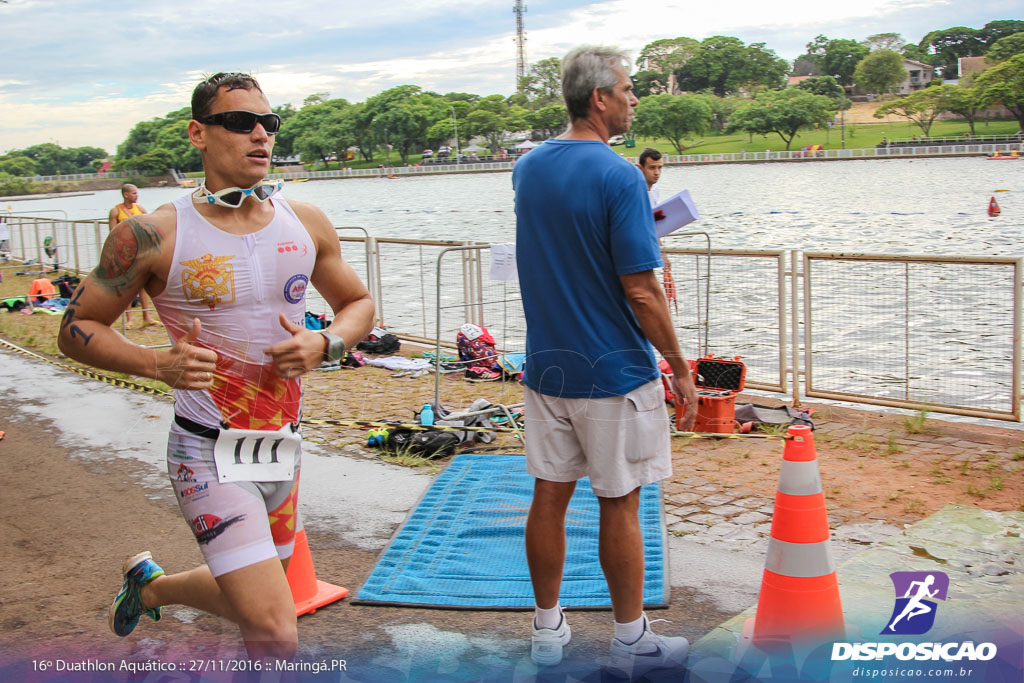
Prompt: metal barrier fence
<box><xmin>652</xmin><ymin>143</ymin><xmax>1024</xmax><ymax>164</ymax></box>
<box><xmin>3</xmin><ymin>217</ymin><xmax>1020</xmax><ymax>420</ymax></box>
<box><xmin>800</xmin><ymin>253</ymin><xmax>1021</xmax><ymax>421</ymax></box>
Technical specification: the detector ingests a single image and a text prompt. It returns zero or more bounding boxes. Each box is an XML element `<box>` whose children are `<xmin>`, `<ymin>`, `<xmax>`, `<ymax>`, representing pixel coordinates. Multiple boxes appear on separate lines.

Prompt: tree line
<box><xmin>2</xmin><ymin>18</ymin><xmax>1022</xmax><ymax>178</ymax></box>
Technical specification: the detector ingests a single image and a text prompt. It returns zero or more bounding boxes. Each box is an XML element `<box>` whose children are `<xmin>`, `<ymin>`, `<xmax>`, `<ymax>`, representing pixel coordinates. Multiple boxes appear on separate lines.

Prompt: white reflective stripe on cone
<box><xmin>765</xmin><ymin>538</ymin><xmax>835</xmax><ymax>577</ymax></box>
<box><xmin>777</xmin><ymin>460</ymin><xmax>823</xmax><ymax>496</ymax></box>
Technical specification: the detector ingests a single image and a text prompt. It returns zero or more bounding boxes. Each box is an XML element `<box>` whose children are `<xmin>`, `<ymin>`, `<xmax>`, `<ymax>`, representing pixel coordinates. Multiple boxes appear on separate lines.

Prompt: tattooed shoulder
<box><xmin>94</xmin><ymin>218</ymin><xmax>163</xmax><ymax>296</ymax></box>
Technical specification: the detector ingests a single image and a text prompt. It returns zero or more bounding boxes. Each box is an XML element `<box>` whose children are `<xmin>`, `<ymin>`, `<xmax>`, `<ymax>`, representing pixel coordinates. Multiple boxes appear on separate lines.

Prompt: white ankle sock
<box><xmin>535</xmin><ymin>604</ymin><xmax>562</xmax><ymax>630</ymax></box>
<box><xmin>614</xmin><ymin>614</ymin><xmax>646</xmax><ymax>644</ymax></box>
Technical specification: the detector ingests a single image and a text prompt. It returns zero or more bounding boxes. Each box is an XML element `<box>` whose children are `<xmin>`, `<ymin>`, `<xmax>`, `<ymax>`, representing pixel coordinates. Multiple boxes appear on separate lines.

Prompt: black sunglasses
<box><xmin>199</xmin><ymin>110</ymin><xmax>281</xmax><ymax>134</ymax></box>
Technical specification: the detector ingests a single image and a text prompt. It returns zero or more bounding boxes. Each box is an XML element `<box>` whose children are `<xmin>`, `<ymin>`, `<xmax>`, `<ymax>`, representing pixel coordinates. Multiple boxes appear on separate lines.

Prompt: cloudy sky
<box><xmin>0</xmin><ymin>0</ymin><xmax>1017</xmax><ymax>154</ymax></box>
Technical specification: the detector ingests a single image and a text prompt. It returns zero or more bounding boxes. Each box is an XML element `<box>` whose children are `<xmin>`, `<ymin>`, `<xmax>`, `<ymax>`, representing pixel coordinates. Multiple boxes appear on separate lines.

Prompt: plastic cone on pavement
<box><xmin>750</xmin><ymin>425</ymin><xmax>844</xmax><ymax>646</ymax></box>
<box><xmin>988</xmin><ymin>196</ymin><xmax>1001</xmax><ymax>216</ymax></box>
<box><xmin>286</xmin><ymin>529</ymin><xmax>348</xmax><ymax>617</ymax></box>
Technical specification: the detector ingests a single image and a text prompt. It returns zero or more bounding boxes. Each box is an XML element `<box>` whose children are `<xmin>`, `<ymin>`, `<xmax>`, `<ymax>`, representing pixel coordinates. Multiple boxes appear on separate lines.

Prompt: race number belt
<box><xmin>175</xmin><ymin>415</ymin><xmax>300</xmax><ymax>483</ymax></box>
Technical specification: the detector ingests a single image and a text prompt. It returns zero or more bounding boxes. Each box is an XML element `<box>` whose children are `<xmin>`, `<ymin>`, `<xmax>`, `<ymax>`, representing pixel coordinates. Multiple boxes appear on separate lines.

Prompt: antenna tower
<box><xmin>513</xmin><ymin>1</ymin><xmax>527</xmax><ymax>89</ymax></box>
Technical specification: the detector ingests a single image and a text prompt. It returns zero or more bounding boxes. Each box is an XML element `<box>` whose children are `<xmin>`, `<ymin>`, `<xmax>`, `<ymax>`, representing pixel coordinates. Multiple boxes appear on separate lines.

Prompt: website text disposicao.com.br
<box><xmin>852</xmin><ymin>665</ymin><xmax>978</xmax><ymax>678</ymax></box>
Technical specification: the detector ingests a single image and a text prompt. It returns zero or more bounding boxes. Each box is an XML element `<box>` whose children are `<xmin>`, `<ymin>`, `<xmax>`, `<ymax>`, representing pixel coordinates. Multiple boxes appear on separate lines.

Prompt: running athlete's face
<box><xmin>193</xmin><ymin>86</ymin><xmax>276</xmax><ymax>188</ymax></box>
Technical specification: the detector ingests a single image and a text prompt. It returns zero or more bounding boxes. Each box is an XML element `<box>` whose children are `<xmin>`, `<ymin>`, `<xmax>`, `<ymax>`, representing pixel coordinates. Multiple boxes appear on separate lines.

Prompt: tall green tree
<box><xmin>790</xmin><ymin>55</ymin><xmax>820</xmax><ymax>77</ymax></box>
<box><xmin>864</xmin><ymin>33</ymin><xmax>906</xmax><ymax>52</ymax></box>
<box><xmin>519</xmin><ymin>57</ymin><xmax>562</xmax><ymax>107</ymax></box>
<box><xmin>154</xmin><ymin>120</ymin><xmax>202</xmax><ymax>171</ymax></box>
<box><xmin>978</xmin><ymin>20</ymin><xmax>1024</xmax><ymax>46</ymax></box>
<box><xmin>795</xmin><ymin>75</ymin><xmax>848</xmax><ymax>107</ymax></box>
<box><xmin>918</xmin><ymin>27</ymin><xmax>984</xmax><ymax>77</ymax></box>
<box><xmin>271</xmin><ymin>104</ymin><xmax>299</xmax><ymax>158</ymax></box>
<box><xmin>288</xmin><ymin>98</ymin><xmax>353</xmax><ymax>167</ymax></box>
<box><xmin>632</xmin><ymin>70</ymin><xmax>667</xmax><ymax>98</ymax></box>
<box><xmin>528</xmin><ymin>105</ymin><xmax>568</xmax><ymax>138</ymax></box>
<box><xmin>874</xmin><ymin>86</ymin><xmax>950</xmax><ymax>136</ymax></box>
<box><xmin>854</xmin><ymin>50</ymin><xmax>907</xmax><ymax>94</ymax></box>
<box><xmin>635</xmin><ymin>37</ymin><xmax>700</xmax><ymax>92</ymax></box>
<box><xmin>938</xmin><ymin>85</ymin><xmax>987</xmax><ymax>134</ymax></box>
<box><xmin>632</xmin><ymin>93</ymin><xmax>713</xmax><ymax>153</ymax></box>
<box><xmin>805</xmin><ymin>35</ymin><xmax>870</xmax><ymax>85</ymax></box>
<box><xmin>675</xmin><ymin>36</ymin><xmax>788</xmax><ymax>96</ymax></box>
<box><xmin>727</xmin><ymin>89</ymin><xmax>835</xmax><ymax>149</ymax></box>
<box><xmin>0</xmin><ymin>155</ymin><xmax>37</xmax><ymax>176</ymax></box>
<box><xmin>985</xmin><ymin>33</ymin><xmax>1024</xmax><ymax>63</ymax></box>
<box><xmin>974</xmin><ymin>53</ymin><xmax>1024</xmax><ymax>129</ymax></box>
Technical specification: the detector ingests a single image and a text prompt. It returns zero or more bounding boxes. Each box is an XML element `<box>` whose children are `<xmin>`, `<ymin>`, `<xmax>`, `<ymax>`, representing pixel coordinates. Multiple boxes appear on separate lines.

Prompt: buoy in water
<box><xmin>988</xmin><ymin>196</ymin><xmax>1001</xmax><ymax>217</ymax></box>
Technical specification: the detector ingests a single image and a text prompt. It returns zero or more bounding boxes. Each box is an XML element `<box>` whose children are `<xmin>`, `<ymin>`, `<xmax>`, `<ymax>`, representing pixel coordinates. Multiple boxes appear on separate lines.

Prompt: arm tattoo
<box><xmin>94</xmin><ymin>218</ymin><xmax>162</xmax><ymax>296</ymax></box>
<box><xmin>60</xmin><ymin>284</ymin><xmax>93</xmax><ymax>346</ymax></box>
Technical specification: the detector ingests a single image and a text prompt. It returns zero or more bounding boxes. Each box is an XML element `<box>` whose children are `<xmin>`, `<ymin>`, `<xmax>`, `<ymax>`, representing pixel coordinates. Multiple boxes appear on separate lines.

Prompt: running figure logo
<box><xmin>881</xmin><ymin>571</ymin><xmax>949</xmax><ymax>635</ymax></box>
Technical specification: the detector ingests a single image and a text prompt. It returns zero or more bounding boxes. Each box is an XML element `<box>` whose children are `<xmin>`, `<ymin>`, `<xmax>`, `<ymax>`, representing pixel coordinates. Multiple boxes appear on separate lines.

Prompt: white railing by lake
<box><xmin>4</xmin><ymin>216</ymin><xmax>1019</xmax><ymax>422</ymax></box>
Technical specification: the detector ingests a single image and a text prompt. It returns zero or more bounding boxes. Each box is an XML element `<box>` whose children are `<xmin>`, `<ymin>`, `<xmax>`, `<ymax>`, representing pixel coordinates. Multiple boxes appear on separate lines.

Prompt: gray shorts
<box><xmin>523</xmin><ymin>379</ymin><xmax>671</xmax><ymax>498</ymax></box>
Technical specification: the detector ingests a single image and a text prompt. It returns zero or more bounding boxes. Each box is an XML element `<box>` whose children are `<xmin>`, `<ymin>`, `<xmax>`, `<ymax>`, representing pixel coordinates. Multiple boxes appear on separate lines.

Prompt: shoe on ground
<box><xmin>108</xmin><ymin>551</ymin><xmax>165</xmax><ymax>637</ymax></box>
<box><xmin>531</xmin><ymin>611</ymin><xmax>572</xmax><ymax>666</ymax></box>
<box><xmin>607</xmin><ymin>614</ymin><xmax>689</xmax><ymax>679</ymax></box>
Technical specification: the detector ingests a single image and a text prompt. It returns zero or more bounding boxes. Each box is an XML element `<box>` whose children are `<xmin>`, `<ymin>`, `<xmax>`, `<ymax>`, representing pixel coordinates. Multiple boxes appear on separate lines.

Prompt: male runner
<box><xmin>513</xmin><ymin>46</ymin><xmax>697</xmax><ymax>677</ymax></box>
<box><xmin>58</xmin><ymin>72</ymin><xmax>374</xmax><ymax>660</ymax></box>
<box><xmin>108</xmin><ymin>183</ymin><xmax>158</xmax><ymax>326</ymax></box>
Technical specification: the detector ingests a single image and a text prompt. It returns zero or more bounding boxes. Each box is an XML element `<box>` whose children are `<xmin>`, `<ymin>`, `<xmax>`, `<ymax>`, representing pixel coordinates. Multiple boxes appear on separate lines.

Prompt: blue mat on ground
<box><xmin>354</xmin><ymin>453</ymin><xmax>668</xmax><ymax>609</ymax></box>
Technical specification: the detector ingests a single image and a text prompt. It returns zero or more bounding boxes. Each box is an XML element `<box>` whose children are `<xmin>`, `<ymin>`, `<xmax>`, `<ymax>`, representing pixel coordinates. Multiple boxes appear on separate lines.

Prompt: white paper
<box><xmin>653</xmin><ymin>190</ymin><xmax>700</xmax><ymax>238</ymax></box>
<box><xmin>489</xmin><ymin>243</ymin><xmax>518</xmax><ymax>281</ymax></box>
<box><xmin>460</xmin><ymin>323</ymin><xmax>484</xmax><ymax>341</ymax></box>
<box><xmin>212</xmin><ymin>425</ymin><xmax>300</xmax><ymax>483</ymax></box>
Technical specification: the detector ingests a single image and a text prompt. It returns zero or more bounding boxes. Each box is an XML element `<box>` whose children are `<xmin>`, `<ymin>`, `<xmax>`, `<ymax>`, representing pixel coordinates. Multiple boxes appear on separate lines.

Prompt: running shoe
<box><xmin>108</xmin><ymin>551</ymin><xmax>164</xmax><ymax>637</ymax></box>
<box><xmin>531</xmin><ymin>610</ymin><xmax>571</xmax><ymax>666</ymax></box>
<box><xmin>607</xmin><ymin>613</ymin><xmax>689</xmax><ymax>679</ymax></box>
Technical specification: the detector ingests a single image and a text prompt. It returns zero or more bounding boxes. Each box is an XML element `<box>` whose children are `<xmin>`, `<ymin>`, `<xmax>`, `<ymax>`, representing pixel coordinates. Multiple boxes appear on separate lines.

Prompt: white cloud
<box><xmin>0</xmin><ymin>0</ymin><xmax>1007</xmax><ymax>152</ymax></box>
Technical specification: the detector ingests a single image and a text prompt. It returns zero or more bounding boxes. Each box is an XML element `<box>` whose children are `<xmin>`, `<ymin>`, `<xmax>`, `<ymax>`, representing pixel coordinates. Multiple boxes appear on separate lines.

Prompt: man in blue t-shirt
<box><xmin>513</xmin><ymin>45</ymin><xmax>698</xmax><ymax>678</ymax></box>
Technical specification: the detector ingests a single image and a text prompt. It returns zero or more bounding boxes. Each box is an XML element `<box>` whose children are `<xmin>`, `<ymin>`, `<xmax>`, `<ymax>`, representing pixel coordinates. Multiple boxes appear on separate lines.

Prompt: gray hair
<box><xmin>561</xmin><ymin>45</ymin><xmax>631</xmax><ymax>120</ymax></box>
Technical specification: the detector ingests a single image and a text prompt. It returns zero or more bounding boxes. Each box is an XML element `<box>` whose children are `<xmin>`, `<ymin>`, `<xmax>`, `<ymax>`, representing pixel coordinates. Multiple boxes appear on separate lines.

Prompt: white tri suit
<box><xmin>152</xmin><ymin>193</ymin><xmax>316</xmax><ymax>576</ymax></box>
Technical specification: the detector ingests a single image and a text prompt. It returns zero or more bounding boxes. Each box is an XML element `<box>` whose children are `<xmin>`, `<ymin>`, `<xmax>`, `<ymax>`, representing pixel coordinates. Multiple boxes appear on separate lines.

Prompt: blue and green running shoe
<box><xmin>108</xmin><ymin>551</ymin><xmax>164</xmax><ymax>637</ymax></box>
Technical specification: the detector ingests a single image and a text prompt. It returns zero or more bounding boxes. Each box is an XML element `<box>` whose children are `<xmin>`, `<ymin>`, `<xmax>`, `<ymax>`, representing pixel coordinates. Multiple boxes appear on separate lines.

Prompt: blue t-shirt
<box><xmin>513</xmin><ymin>139</ymin><xmax>663</xmax><ymax>399</ymax></box>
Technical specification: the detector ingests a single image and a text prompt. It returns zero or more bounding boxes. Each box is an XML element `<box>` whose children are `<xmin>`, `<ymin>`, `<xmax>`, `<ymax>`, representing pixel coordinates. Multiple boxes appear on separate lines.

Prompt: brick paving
<box><xmin>661</xmin><ymin>395</ymin><xmax>1023</xmax><ymax>544</ymax></box>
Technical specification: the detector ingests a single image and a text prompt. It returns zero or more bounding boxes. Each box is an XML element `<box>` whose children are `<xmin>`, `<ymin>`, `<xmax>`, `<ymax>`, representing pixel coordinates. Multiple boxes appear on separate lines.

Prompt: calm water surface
<box><xmin>9</xmin><ymin>157</ymin><xmax>1023</xmax><ymax>256</ymax></box>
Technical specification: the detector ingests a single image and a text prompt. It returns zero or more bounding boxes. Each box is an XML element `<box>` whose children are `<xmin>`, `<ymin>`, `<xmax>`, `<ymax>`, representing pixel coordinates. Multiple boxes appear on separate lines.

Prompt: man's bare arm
<box><xmin>263</xmin><ymin>202</ymin><xmax>375</xmax><ymax>377</ymax></box>
<box><xmin>620</xmin><ymin>269</ymin><xmax>698</xmax><ymax>430</ymax></box>
<box><xmin>57</xmin><ymin>214</ymin><xmax>216</xmax><ymax>388</ymax></box>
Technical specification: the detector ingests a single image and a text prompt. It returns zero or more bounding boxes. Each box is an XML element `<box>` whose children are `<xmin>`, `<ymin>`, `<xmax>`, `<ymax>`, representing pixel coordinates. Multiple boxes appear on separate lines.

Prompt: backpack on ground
<box><xmin>358</xmin><ymin>326</ymin><xmax>401</xmax><ymax>354</ymax></box>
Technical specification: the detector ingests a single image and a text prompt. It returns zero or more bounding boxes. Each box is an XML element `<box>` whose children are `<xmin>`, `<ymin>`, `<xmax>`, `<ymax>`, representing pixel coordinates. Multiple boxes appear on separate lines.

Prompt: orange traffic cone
<box><xmin>286</xmin><ymin>529</ymin><xmax>349</xmax><ymax>617</ymax></box>
<box><xmin>749</xmin><ymin>425</ymin><xmax>844</xmax><ymax>646</ymax></box>
<box><xmin>988</xmin><ymin>196</ymin><xmax>1001</xmax><ymax>216</ymax></box>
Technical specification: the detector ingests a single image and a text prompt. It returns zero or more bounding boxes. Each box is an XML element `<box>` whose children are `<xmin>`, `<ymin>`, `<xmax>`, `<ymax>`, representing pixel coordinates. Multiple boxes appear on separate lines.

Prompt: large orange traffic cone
<box><xmin>988</xmin><ymin>196</ymin><xmax>1001</xmax><ymax>217</ymax></box>
<box><xmin>286</xmin><ymin>529</ymin><xmax>349</xmax><ymax>617</ymax></box>
<box><xmin>749</xmin><ymin>425</ymin><xmax>844</xmax><ymax>646</ymax></box>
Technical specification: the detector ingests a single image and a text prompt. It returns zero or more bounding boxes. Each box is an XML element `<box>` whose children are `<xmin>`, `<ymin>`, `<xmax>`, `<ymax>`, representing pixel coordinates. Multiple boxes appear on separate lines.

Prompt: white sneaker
<box><xmin>608</xmin><ymin>614</ymin><xmax>689</xmax><ymax>679</ymax></box>
<box><xmin>531</xmin><ymin>611</ymin><xmax>571</xmax><ymax>666</ymax></box>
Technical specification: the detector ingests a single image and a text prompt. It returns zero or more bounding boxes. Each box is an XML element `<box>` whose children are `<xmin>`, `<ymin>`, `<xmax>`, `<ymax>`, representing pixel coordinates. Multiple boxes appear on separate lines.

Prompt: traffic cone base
<box><xmin>754</xmin><ymin>570</ymin><xmax>844</xmax><ymax>641</ymax></box>
<box><xmin>286</xmin><ymin>529</ymin><xmax>348</xmax><ymax>617</ymax></box>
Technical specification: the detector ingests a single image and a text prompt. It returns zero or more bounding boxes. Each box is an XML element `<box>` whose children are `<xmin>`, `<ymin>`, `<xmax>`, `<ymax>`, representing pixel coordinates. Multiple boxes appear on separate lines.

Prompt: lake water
<box><xmin>6</xmin><ymin>156</ymin><xmax>1022</xmax><ymax>254</ymax></box>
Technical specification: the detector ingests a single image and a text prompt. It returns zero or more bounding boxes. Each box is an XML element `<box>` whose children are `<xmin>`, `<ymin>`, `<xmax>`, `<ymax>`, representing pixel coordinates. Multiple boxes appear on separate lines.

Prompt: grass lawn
<box><xmin>624</xmin><ymin>118</ymin><xmax>1021</xmax><ymax>156</ymax></box>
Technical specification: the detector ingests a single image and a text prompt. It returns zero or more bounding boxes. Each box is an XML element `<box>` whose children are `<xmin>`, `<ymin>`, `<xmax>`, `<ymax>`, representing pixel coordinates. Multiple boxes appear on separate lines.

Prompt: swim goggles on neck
<box><xmin>192</xmin><ymin>180</ymin><xmax>283</xmax><ymax>209</ymax></box>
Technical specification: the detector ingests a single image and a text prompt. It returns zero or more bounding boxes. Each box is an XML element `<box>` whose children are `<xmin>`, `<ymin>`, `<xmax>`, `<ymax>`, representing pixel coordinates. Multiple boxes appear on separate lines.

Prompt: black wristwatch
<box><xmin>319</xmin><ymin>330</ymin><xmax>347</xmax><ymax>362</ymax></box>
